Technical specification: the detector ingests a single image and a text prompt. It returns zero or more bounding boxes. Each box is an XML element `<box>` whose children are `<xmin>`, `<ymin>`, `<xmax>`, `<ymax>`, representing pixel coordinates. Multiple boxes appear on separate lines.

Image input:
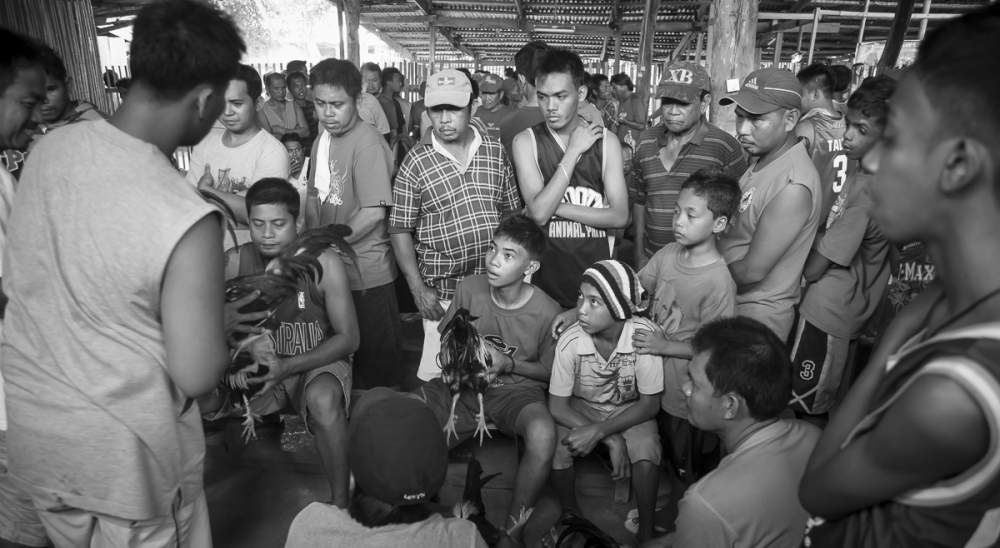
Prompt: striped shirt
<box><xmin>631</xmin><ymin>120</ymin><xmax>746</xmax><ymax>258</ymax></box>
<box><xmin>389</xmin><ymin>127</ymin><xmax>522</xmax><ymax>300</ymax></box>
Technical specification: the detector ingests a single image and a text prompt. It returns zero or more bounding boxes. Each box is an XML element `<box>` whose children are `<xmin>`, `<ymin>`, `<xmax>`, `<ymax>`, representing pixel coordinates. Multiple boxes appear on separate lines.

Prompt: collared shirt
<box><xmin>632</xmin><ymin>119</ymin><xmax>746</xmax><ymax>257</ymax></box>
<box><xmin>549</xmin><ymin>317</ymin><xmax>664</xmax><ymax>414</ymax></box>
<box><xmin>389</xmin><ymin>127</ymin><xmax>521</xmax><ymax>300</ymax></box>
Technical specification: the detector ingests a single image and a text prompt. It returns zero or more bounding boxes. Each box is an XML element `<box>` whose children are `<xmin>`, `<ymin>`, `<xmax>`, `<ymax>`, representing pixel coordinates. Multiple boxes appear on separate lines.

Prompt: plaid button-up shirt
<box><xmin>389</xmin><ymin>127</ymin><xmax>522</xmax><ymax>300</ymax></box>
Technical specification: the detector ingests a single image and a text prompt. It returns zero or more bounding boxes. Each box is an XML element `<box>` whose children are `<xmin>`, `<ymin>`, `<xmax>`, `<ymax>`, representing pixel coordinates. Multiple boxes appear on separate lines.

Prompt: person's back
<box><xmin>286</xmin><ymin>503</ymin><xmax>486</xmax><ymax>548</ymax></box>
<box><xmin>797</xmin><ymin>64</ymin><xmax>849</xmax><ymax>220</ymax></box>
<box><xmin>676</xmin><ymin>419</ymin><xmax>818</xmax><ymax>547</ymax></box>
<box><xmin>1</xmin><ymin>2</ymin><xmax>240</xmax><ymax>543</ymax></box>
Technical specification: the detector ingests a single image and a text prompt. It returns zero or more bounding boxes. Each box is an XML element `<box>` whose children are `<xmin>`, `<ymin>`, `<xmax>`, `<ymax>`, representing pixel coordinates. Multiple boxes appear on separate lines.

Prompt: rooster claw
<box><xmin>443</xmin><ymin>417</ymin><xmax>459</xmax><ymax>443</ymax></box>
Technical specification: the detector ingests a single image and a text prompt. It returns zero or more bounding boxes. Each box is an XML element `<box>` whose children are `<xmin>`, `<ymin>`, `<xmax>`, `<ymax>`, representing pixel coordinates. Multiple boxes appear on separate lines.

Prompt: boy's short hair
<box><xmin>692</xmin><ymin>317</ymin><xmax>792</xmax><ymax>421</ymax></box>
<box><xmin>37</xmin><ymin>45</ymin><xmax>68</xmax><ymax>82</ymax></box>
<box><xmin>129</xmin><ymin>0</ymin><xmax>245</xmax><ymax>100</ymax></box>
<box><xmin>0</xmin><ymin>29</ymin><xmax>44</xmax><ymax>95</ymax></box>
<box><xmin>846</xmin><ymin>75</ymin><xmax>896</xmax><ymax>131</ymax></box>
<box><xmin>245</xmin><ymin>177</ymin><xmax>300</xmax><ymax>219</ymax></box>
<box><xmin>235</xmin><ymin>64</ymin><xmax>263</xmax><ymax>101</ymax></box>
<box><xmin>829</xmin><ymin>65</ymin><xmax>852</xmax><ymax>94</ymax></box>
<box><xmin>382</xmin><ymin>66</ymin><xmax>403</xmax><ymax>87</ymax></box>
<box><xmin>493</xmin><ymin>213</ymin><xmax>547</xmax><ymax>260</ymax></box>
<box><xmin>910</xmin><ymin>2</ymin><xmax>1000</xmax><ymax>178</ymax></box>
<box><xmin>610</xmin><ymin>73</ymin><xmax>634</xmax><ymax>92</ymax></box>
<box><xmin>797</xmin><ymin>63</ymin><xmax>836</xmax><ymax>97</ymax></box>
<box><xmin>536</xmin><ymin>48</ymin><xmax>586</xmax><ymax>89</ymax></box>
<box><xmin>310</xmin><ymin>59</ymin><xmax>362</xmax><ymax>100</ymax></box>
<box><xmin>681</xmin><ymin>169</ymin><xmax>741</xmax><ymax>221</ymax></box>
<box><xmin>514</xmin><ymin>40</ymin><xmax>549</xmax><ymax>83</ymax></box>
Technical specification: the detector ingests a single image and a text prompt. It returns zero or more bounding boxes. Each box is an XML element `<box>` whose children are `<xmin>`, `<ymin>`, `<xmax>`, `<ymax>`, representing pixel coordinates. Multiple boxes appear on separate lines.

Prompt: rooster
<box><xmin>438</xmin><ymin>308</ymin><xmax>495</xmax><ymax>445</ymax></box>
<box><xmin>208</xmin><ymin>223</ymin><xmax>357</xmax><ymax>442</ymax></box>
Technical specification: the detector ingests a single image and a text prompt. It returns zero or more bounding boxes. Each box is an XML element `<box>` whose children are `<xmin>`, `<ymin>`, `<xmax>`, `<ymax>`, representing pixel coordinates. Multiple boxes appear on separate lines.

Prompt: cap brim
<box><xmin>718</xmin><ymin>90</ymin><xmax>781</xmax><ymax>115</ymax></box>
<box><xmin>657</xmin><ymin>85</ymin><xmax>702</xmax><ymax>103</ymax></box>
<box><xmin>425</xmin><ymin>91</ymin><xmax>471</xmax><ymax>108</ymax></box>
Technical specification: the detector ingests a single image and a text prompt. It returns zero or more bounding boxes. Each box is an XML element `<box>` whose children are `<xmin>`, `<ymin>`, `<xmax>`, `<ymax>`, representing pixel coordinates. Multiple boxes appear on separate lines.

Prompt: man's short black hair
<box><xmin>129</xmin><ymin>0</ymin><xmax>245</xmax><ymax>100</ymax></box>
<box><xmin>681</xmin><ymin>169</ymin><xmax>741</xmax><ymax>221</ymax></box>
<box><xmin>911</xmin><ymin>2</ymin><xmax>1000</xmax><ymax>195</ymax></box>
<box><xmin>37</xmin><ymin>45</ymin><xmax>68</xmax><ymax>82</ymax></box>
<box><xmin>692</xmin><ymin>317</ymin><xmax>792</xmax><ymax>421</ymax></box>
<box><xmin>514</xmin><ymin>40</ymin><xmax>549</xmax><ymax>84</ymax></box>
<box><xmin>0</xmin><ymin>29</ymin><xmax>44</xmax><ymax>95</ymax></box>
<box><xmin>280</xmin><ymin>133</ymin><xmax>303</xmax><ymax>146</ymax></box>
<box><xmin>382</xmin><ymin>66</ymin><xmax>403</xmax><ymax>87</ymax></box>
<box><xmin>245</xmin><ymin>177</ymin><xmax>300</xmax><ymax>220</ymax></box>
<box><xmin>829</xmin><ymin>64</ymin><xmax>852</xmax><ymax>94</ymax></box>
<box><xmin>797</xmin><ymin>63</ymin><xmax>836</xmax><ymax>97</ymax></box>
<box><xmin>310</xmin><ymin>58</ymin><xmax>362</xmax><ymax>100</ymax></box>
<box><xmin>493</xmin><ymin>213</ymin><xmax>547</xmax><ymax>260</ymax></box>
<box><xmin>610</xmin><ymin>73</ymin><xmax>634</xmax><ymax>91</ymax></box>
<box><xmin>234</xmin><ymin>64</ymin><xmax>263</xmax><ymax>101</ymax></box>
<box><xmin>535</xmin><ymin>48</ymin><xmax>586</xmax><ymax>89</ymax></box>
<box><xmin>846</xmin><ymin>75</ymin><xmax>896</xmax><ymax>131</ymax></box>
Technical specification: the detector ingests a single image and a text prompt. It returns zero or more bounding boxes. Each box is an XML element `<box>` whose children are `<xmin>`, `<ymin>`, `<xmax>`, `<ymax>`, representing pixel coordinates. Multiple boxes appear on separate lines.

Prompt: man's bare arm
<box><xmin>729</xmin><ymin>184</ymin><xmax>812</xmax><ymax>286</ymax></box>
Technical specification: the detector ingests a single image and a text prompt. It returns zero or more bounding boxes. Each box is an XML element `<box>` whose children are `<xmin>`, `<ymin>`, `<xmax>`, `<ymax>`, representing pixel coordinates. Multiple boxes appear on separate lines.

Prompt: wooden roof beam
<box><xmin>361</xmin><ymin>14</ymin><xmax>696</xmax><ymax>35</ymax></box>
<box><xmin>408</xmin><ymin>0</ymin><xmax>476</xmax><ymax>59</ymax></box>
<box><xmin>360</xmin><ymin>25</ymin><xmax>416</xmax><ymax>61</ymax></box>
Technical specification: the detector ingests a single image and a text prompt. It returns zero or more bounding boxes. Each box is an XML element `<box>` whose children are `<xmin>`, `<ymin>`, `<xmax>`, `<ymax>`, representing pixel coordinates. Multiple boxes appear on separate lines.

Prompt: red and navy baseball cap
<box><xmin>348</xmin><ymin>388</ymin><xmax>448</xmax><ymax>506</ymax></box>
<box><xmin>719</xmin><ymin>68</ymin><xmax>802</xmax><ymax>115</ymax></box>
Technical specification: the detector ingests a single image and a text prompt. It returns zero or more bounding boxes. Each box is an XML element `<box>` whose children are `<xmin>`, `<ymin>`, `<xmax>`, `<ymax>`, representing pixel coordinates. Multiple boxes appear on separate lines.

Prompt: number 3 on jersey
<box><xmin>832</xmin><ymin>154</ymin><xmax>849</xmax><ymax>194</ymax></box>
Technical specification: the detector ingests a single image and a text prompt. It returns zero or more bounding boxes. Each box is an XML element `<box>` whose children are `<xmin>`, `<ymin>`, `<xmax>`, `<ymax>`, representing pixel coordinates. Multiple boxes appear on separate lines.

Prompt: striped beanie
<box><xmin>581</xmin><ymin>260</ymin><xmax>648</xmax><ymax>321</ymax></box>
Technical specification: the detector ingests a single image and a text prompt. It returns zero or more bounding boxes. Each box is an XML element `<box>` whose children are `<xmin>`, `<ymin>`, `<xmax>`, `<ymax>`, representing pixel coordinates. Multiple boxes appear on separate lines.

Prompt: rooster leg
<box><xmin>240</xmin><ymin>394</ymin><xmax>262</xmax><ymax>443</ymax></box>
<box><xmin>442</xmin><ymin>392</ymin><xmax>461</xmax><ymax>443</ymax></box>
<box><xmin>473</xmin><ymin>392</ymin><xmax>492</xmax><ymax>445</ymax></box>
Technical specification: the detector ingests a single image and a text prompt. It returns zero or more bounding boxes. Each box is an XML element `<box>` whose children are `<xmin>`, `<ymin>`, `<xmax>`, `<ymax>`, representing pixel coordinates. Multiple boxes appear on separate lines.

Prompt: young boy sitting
<box><xmin>632</xmin><ymin>169</ymin><xmax>740</xmax><ymax>480</ymax></box>
<box><xmin>224</xmin><ymin>177</ymin><xmax>359</xmax><ymax>508</ymax></box>
<box><xmin>418</xmin><ymin>213</ymin><xmax>562</xmax><ymax>547</ymax></box>
<box><xmin>549</xmin><ymin>259</ymin><xmax>664</xmax><ymax>544</ymax></box>
<box><xmin>790</xmin><ymin>76</ymin><xmax>895</xmax><ymax>423</ymax></box>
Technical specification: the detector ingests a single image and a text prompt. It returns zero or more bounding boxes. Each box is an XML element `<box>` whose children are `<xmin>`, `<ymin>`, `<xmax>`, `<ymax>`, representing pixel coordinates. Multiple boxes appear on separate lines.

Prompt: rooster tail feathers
<box><xmin>274</xmin><ymin>224</ymin><xmax>361</xmax><ymax>286</ymax></box>
<box><xmin>199</xmin><ymin>190</ymin><xmax>240</xmax><ymax>250</ymax></box>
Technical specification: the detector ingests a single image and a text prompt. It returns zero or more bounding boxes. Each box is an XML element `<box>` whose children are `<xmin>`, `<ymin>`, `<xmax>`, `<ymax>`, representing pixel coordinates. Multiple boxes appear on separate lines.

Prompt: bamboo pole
<box><xmin>858</xmin><ymin>0</ymin><xmax>871</xmax><ymax>45</ymax></box>
<box><xmin>807</xmin><ymin>8</ymin><xmax>821</xmax><ymax>64</ymax></box>
<box><xmin>344</xmin><ymin>0</ymin><xmax>360</xmax><ymax>66</ymax></box>
<box><xmin>918</xmin><ymin>0</ymin><xmax>933</xmax><ymax>40</ymax></box>
<box><xmin>773</xmin><ymin>30</ymin><xmax>783</xmax><ymax>65</ymax></box>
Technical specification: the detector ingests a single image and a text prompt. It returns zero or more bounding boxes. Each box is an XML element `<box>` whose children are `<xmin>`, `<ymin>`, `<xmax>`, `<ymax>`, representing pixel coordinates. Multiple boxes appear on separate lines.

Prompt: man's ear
<box><xmin>712</xmin><ymin>215</ymin><xmax>729</xmax><ymax>234</ymax></box>
<box><xmin>783</xmin><ymin>107</ymin><xmax>801</xmax><ymax>132</ymax></box>
<box><xmin>938</xmin><ymin>137</ymin><xmax>992</xmax><ymax>196</ymax></box>
<box><xmin>194</xmin><ymin>85</ymin><xmax>215</xmax><ymax>120</ymax></box>
<box><xmin>700</xmin><ymin>93</ymin><xmax>711</xmax><ymax>114</ymax></box>
<box><xmin>722</xmin><ymin>392</ymin><xmax>741</xmax><ymax>420</ymax></box>
<box><xmin>255</xmin><ymin>96</ymin><xmax>264</xmax><ymax>112</ymax></box>
<box><xmin>578</xmin><ymin>84</ymin><xmax>588</xmax><ymax>103</ymax></box>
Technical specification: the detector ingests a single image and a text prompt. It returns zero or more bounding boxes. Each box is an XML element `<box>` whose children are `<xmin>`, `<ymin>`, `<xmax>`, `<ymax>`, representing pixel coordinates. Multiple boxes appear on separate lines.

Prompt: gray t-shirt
<box><xmin>719</xmin><ymin>141</ymin><xmax>822</xmax><ymax>340</ymax></box>
<box><xmin>309</xmin><ymin>120</ymin><xmax>396</xmax><ymax>290</ymax></box>
<box><xmin>2</xmin><ymin>120</ymin><xmax>214</xmax><ymax>519</ymax></box>
<box><xmin>801</xmin><ymin>173</ymin><xmax>891</xmax><ymax>338</ymax></box>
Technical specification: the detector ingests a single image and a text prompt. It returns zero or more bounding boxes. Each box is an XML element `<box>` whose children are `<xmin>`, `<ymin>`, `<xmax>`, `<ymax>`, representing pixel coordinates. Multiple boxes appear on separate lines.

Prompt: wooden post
<box><xmin>806</xmin><ymin>8</ymin><xmax>821</xmax><ymax>64</ymax></box>
<box><xmin>343</xmin><ymin>0</ymin><xmax>361</xmax><ymax>66</ymax></box>
<box><xmin>428</xmin><ymin>24</ymin><xmax>437</xmax><ymax>74</ymax></box>
<box><xmin>613</xmin><ymin>33</ymin><xmax>622</xmax><ymax>74</ymax></box>
<box><xmin>773</xmin><ymin>30</ymin><xmax>784</xmax><ymax>66</ymax></box>
<box><xmin>636</xmin><ymin>0</ymin><xmax>661</xmax><ymax>116</ymax></box>
<box><xmin>336</xmin><ymin>0</ymin><xmax>346</xmax><ymax>60</ymax></box>
<box><xmin>878</xmin><ymin>0</ymin><xmax>917</xmax><ymax>70</ymax></box>
<box><xmin>709</xmin><ymin>0</ymin><xmax>759</xmax><ymax>134</ymax></box>
<box><xmin>919</xmin><ymin>0</ymin><xmax>933</xmax><ymax>40</ymax></box>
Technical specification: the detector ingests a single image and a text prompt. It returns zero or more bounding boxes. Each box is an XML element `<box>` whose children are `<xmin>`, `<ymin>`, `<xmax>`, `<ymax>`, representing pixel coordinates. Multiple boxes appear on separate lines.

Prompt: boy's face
<box><xmin>284</xmin><ymin>140</ymin><xmax>304</xmax><ymax>166</ymax></box>
<box><xmin>428</xmin><ymin>104</ymin><xmax>471</xmax><ymax>143</ymax></box>
<box><xmin>612</xmin><ymin>83</ymin><xmax>630</xmax><ymax>100</ymax></box>
<box><xmin>250</xmin><ymin>203</ymin><xmax>298</xmax><ymax>258</ymax></box>
<box><xmin>683</xmin><ymin>350</ymin><xmax>728</xmax><ymax>433</ymax></box>
<box><xmin>220</xmin><ymin>79</ymin><xmax>258</xmax><ymax>134</ymax></box>
<box><xmin>288</xmin><ymin>77</ymin><xmax>308</xmax><ymax>101</ymax></box>
<box><xmin>481</xmin><ymin>90</ymin><xmax>502</xmax><ymax>111</ymax></box>
<box><xmin>267</xmin><ymin>76</ymin><xmax>287</xmax><ymax>102</ymax></box>
<box><xmin>537</xmin><ymin>72</ymin><xmax>584</xmax><ymax>131</ymax></box>
<box><xmin>576</xmin><ymin>282</ymin><xmax>616</xmax><ymax>336</ymax></box>
<box><xmin>863</xmin><ymin>73</ymin><xmax>939</xmax><ymax>243</ymax></box>
<box><xmin>485</xmin><ymin>235</ymin><xmax>536</xmax><ymax>289</ymax></box>
<box><xmin>38</xmin><ymin>74</ymin><xmax>70</xmax><ymax>124</ymax></box>
<box><xmin>313</xmin><ymin>84</ymin><xmax>358</xmax><ymax>137</ymax></box>
<box><xmin>842</xmin><ymin>107</ymin><xmax>881</xmax><ymax>161</ymax></box>
<box><xmin>735</xmin><ymin>106</ymin><xmax>796</xmax><ymax>156</ymax></box>
<box><xmin>0</xmin><ymin>65</ymin><xmax>44</xmax><ymax>149</ymax></box>
<box><xmin>673</xmin><ymin>188</ymin><xmax>726</xmax><ymax>247</ymax></box>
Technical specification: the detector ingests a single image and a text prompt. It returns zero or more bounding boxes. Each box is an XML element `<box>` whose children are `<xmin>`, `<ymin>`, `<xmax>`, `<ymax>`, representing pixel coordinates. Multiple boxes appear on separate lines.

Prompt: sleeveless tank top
<box><xmin>801</xmin><ymin>108</ymin><xmax>849</xmax><ymax>225</ymax></box>
<box><xmin>236</xmin><ymin>243</ymin><xmax>332</xmax><ymax>359</ymax></box>
<box><xmin>528</xmin><ymin>122</ymin><xmax>613</xmax><ymax>308</ymax></box>
<box><xmin>803</xmin><ymin>324</ymin><xmax>1000</xmax><ymax>548</ymax></box>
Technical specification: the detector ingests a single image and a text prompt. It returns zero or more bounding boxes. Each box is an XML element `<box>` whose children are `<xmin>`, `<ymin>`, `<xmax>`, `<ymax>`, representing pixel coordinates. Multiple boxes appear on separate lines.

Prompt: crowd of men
<box><xmin>1</xmin><ymin>0</ymin><xmax>1000</xmax><ymax>547</ymax></box>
